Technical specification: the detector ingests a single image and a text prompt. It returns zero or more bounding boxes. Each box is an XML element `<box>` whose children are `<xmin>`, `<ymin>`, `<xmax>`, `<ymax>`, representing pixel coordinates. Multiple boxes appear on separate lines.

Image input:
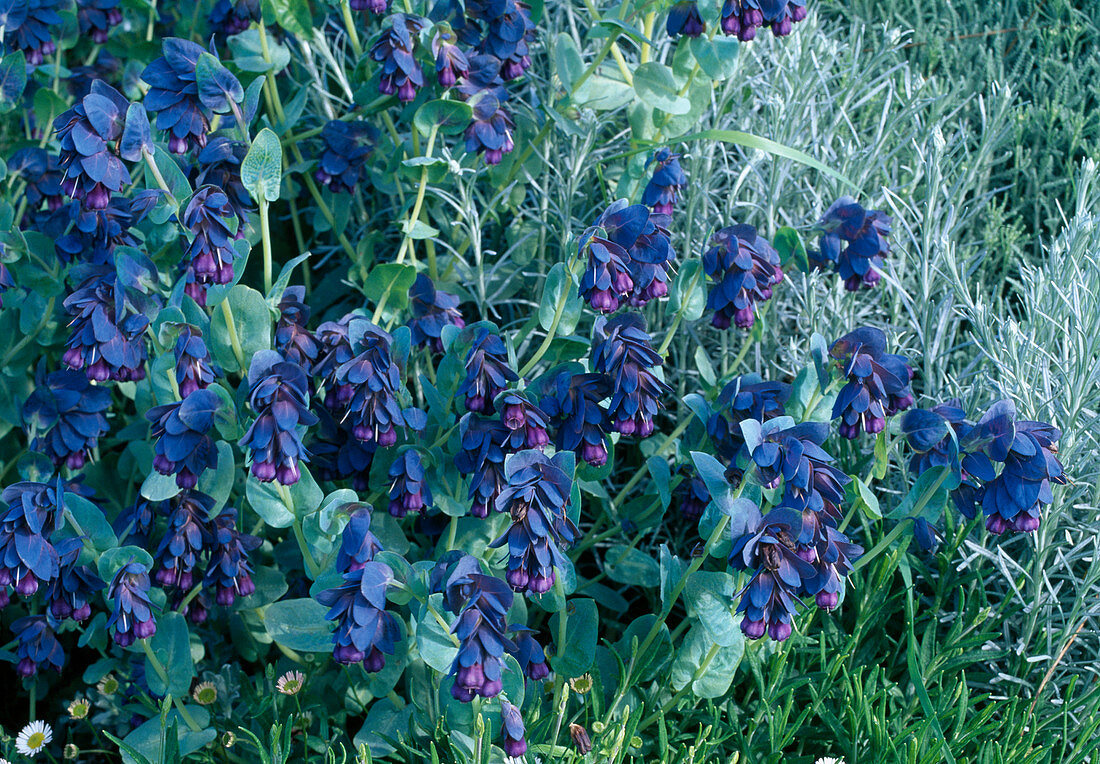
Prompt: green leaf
<box><xmin>604</xmin><ymin>545</ymin><xmax>661</xmax><ymax>587</ymax></box>
<box><xmin>149</xmin><ymin>150</ymin><xmax>193</xmax><ymax>199</ymax></box>
<box><xmin>140</xmin><ymin>470</ymin><xmax>182</xmax><ymax>502</ymax></box>
<box><xmin>773</xmin><ymin>226</ymin><xmax>808</xmax><ymax>271</ymax></box>
<box><xmin>195</xmin><ymin>52</ymin><xmax>244</xmax><ymax>113</ymax></box>
<box><xmin>538</xmin><ymin>262</ymin><xmax>583</xmax><ymax>336</ymax></box>
<box><xmin>694</xmin><ymin>345</ymin><xmax>716</xmax><ymax>387</ymax></box>
<box><xmin>401</xmin><ymin>219</ymin><xmax>440</xmax><ymax>240</ymax></box>
<box><xmin>850</xmin><ymin>475</ymin><xmax>881</xmax><ymax>519</ymax></box>
<box><xmin>260</xmin><ymin>0</ymin><xmax>313</xmax><ymax>38</ymax></box>
<box><xmin>553</xmin><ymin>33</ymin><xmax>584</xmax><ymax>92</ymax></box>
<box><xmin>669</xmin><ymin>625</ymin><xmax>744</xmax><ymax>698</ymax></box>
<box><xmin>681</xmin><ymin>129</ymin><xmax>857</xmax><ymax>190</ymax></box>
<box><xmin>633</xmin><ymin>62</ymin><xmax>691</xmax><ymax>116</ymax></box>
<box><xmin>354</xmin><ymin>698</ymin><xmax>414</xmax><ymax>758</ymax></box>
<box><xmin>196</xmin><ymin>441</ymin><xmax>236</xmax><ymax>509</ymax></box>
<box><xmin>265</xmin><ymin>252</ymin><xmax>310</xmax><ymax>307</ymax></box>
<box><xmin>241</xmin><ymin>127</ymin><xmax>283</xmax><ymax>202</ymax></box>
<box><xmin>413</xmin><ymin>99</ymin><xmax>474</xmax><ymax>137</ymax></box>
<box><xmin>363</xmin><ymin>262</ymin><xmax>418</xmax><ymax>310</ymax></box>
<box><xmin>245</xmin><ymin>466</ymin><xmax>322</xmax><ymax>529</ymax></box>
<box><xmin>647</xmin><ymin>455</ymin><xmax>672</xmax><ymax>508</ymax></box>
<box><xmin>668</xmin><ymin>260</ymin><xmax>706</xmax><ymax>322</ymax></box>
<box><xmin>145</xmin><ymin>612</ymin><xmax>195</xmax><ymax>697</ymax></box>
<box><xmin>573</xmin><ymin>74</ymin><xmax>635</xmax><ymax>111</ymax></box>
<box><xmin>687</xmin><ymin>36</ymin><xmax>740</xmax><ymax>81</ymax></box>
<box><xmin>98</xmin><ymin>546</ymin><xmax>155</xmax><ymax>584</ymax></box>
<box><xmin>614</xmin><ymin>615</ymin><xmax>672</xmax><ymax>681</ymax></box>
<box><xmin>0</xmin><ymin>52</ymin><xmax>27</xmax><ymax>114</ymax></box>
<box><xmin>228</xmin><ymin>29</ymin><xmax>291</xmax><ymax>73</ymax></box>
<box><xmin>684</xmin><ymin>571</ymin><xmax>741</xmax><ymax>646</ymax></box>
<box><xmin>119</xmin><ymin>707</ymin><xmax>214</xmax><ymax>764</ymax></box>
<box><xmin>549</xmin><ymin>598</ymin><xmax>598</xmax><ymax>678</ymax></box>
<box><xmin>415</xmin><ymin>593</ymin><xmax>457</xmax><ymax>672</ymax></box>
<box><xmin>209</xmin><ymin>284</ymin><xmax>272</xmax><ymax>373</ymax></box>
<box><xmin>62</xmin><ymin>493</ymin><xmax>118</xmax><ymax>551</ymax></box>
<box><xmin>262</xmin><ymin>598</ymin><xmax>334</xmax><ymax>652</ymax></box>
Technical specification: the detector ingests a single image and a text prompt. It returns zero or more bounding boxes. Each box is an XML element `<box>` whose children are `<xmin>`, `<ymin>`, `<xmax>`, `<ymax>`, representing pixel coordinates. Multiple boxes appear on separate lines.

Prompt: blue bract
<box><xmin>371</xmin><ymin>15</ymin><xmax>427</xmax><ymax>103</ymax></box>
<box><xmin>642</xmin><ymin>149</ymin><xmax>688</xmax><ymax>214</ymax></box>
<box><xmin>240</xmin><ymin>351</ymin><xmax>319</xmax><ymax>485</ymax></box>
<box><xmin>707</xmin><ymin>376</ymin><xmax>791</xmax><ymax>462</ymax></box>
<box><xmin>54</xmin><ymin>81</ymin><xmax>133</xmax><ymax>210</ymax></box>
<box><xmin>703</xmin><ymin>224</ymin><xmax>783</xmax><ymax>330</ymax></box>
<box><xmin>106</xmin><ymin>561</ymin><xmax>158</xmax><ymax>647</ymax></box>
<box><xmin>591</xmin><ymin>313</ymin><xmax>671</xmax><ymax>438</ymax></box>
<box><xmin>62</xmin><ymin>266</ymin><xmax>150</xmax><ymax>382</ymax></box>
<box><xmin>721</xmin><ymin>0</ymin><xmax>807</xmax><ymax>41</ymax></box>
<box><xmin>458</xmin><ymin>329</ymin><xmax>518</xmax><ymax>414</ymax></box>
<box><xmin>77</xmin><ymin>0</ymin><xmax>124</xmax><ymax>44</ymax></box>
<box><xmin>47</xmin><ymin>538</ymin><xmax>104</xmax><ymax>622</ymax></box>
<box><xmin>314</xmin><ymin>121</ymin><xmax>379</xmax><ymax>195</ymax></box>
<box><xmin>336</xmin><ymin>504</ymin><xmax>384</xmax><ymax>573</ymax></box>
<box><xmin>667</xmin><ymin>2</ymin><xmax>706</xmax><ymax>38</ymax></box>
<box><xmin>578</xmin><ymin>199</ymin><xmax>675</xmax><ymax>312</ymax></box>
<box><xmin>276</xmin><ymin>287</ymin><xmax>320</xmax><ymax>369</ymax></box>
<box><xmin>388</xmin><ymin>449</ymin><xmax>433</xmax><ymax>517</ymax></box>
<box><xmin>497</xmin><ymin>390</ymin><xmax>551</xmax><ymax>450</ymax></box>
<box><xmin>174</xmin><ymin>325</ymin><xmax>217</xmax><ymax>398</ymax></box>
<box><xmin>458</xmin><ymin>55</ymin><xmax>516</xmax><ymax>165</ymax></box>
<box><xmin>541</xmin><ymin>372</ymin><xmax>612</xmax><ymax>467</ymax></box>
<box><xmin>408</xmin><ymin>274</ymin><xmax>465</xmax><ymax>353</ymax></box>
<box><xmin>466</xmin><ymin>0</ymin><xmax>535</xmax><ymax>81</ymax></box>
<box><xmin>817</xmin><ymin>196</ymin><xmax>892</xmax><ymax>292</ymax></box>
<box><xmin>23</xmin><ymin>368</ymin><xmax>111</xmax><ymax>470</ymax></box>
<box><xmin>319</xmin><ymin>561</ymin><xmax>401</xmax><ymax>672</ymax></box>
<box><xmin>205</xmin><ymin>507</ymin><xmax>259</xmax><ymax>606</ymax></box>
<box><xmin>12</xmin><ymin>615</ymin><xmax>65</xmax><ymax>677</ymax></box>
<box><xmin>444</xmin><ymin>560</ymin><xmax>516</xmax><ymax>700</ymax></box>
<box><xmin>2</xmin><ymin>0</ymin><xmax>64</xmax><ymax>65</ymax></box>
<box><xmin>142</xmin><ymin>38</ymin><xmax>220</xmax><ymax>154</ymax></box>
<box><xmin>455</xmin><ymin>414</ymin><xmax>512</xmax><ymax>518</ymax></box>
<box><xmin>829</xmin><ymin>327</ymin><xmax>914</xmax><ymax>439</ymax></box>
<box><xmin>182</xmin><ymin>186</ymin><xmax>239</xmax><ymax>306</ymax></box>
<box><xmin>0</xmin><ymin>480</ymin><xmax>65</xmax><ymax>600</ymax></box>
<box><xmin>147</xmin><ymin>389</ymin><xmax>221</xmax><ymax>489</ymax></box>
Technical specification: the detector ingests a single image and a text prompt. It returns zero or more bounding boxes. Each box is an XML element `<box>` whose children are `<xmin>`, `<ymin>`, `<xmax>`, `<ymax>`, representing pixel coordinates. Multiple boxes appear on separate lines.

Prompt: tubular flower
<box><xmin>720</xmin><ymin>0</ymin><xmax>807</xmax><ymax>40</ymax></box>
<box><xmin>174</xmin><ymin>325</ymin><xmax>217</xmax><ymax>397</ymax></box>
<box><xmin>491</xmin><ymin>450</ymin><xmax>578</xmax><ymax>594</ymax></box>
<box><xmin>153</xmin><ymin>491</ymin><xmax>214</xmax><ymax>590</ymax></box>
<box><xmin>817</xmin><ymin>197</ymin><xmax>892</xmax><ymax>291</ymax></box>
<box><xmin>204</xmin><ymin>507</ymin><xmax>260</xmax><ymax>606</ymax></box>
<box><xmin>240</xmin><ymin>351</ymin><xmax>319</xmax><ymax>485</ymax></box>
<box><xmin>829</xmin><ymin>328</ymin><xmax>914</xmax><ymax>439</ymax></box>
<box><xmin>541</xmin><ymin>372</ymin><xmax>612</xmax><ymax>467</ymax></box>
<box><xmin>387</xmin><ymin>449</ymin><xmax>433</xmax><ymax>518</ymax></box>
<box><xmin>642</xmin><ymin>149</ymin><xmax>688</xmax><ymax>214</ymax></box>
<box><xmin>666</xmin><ymin>2</ymin><xmax>705</xmax><ymax>38</ymax></box>
<box><xmin>208</xmin><ymin>0</ymin><xmax>260</xmax><ymax>37</ymax></box>
<box><xmin>313</xmin><ymin>316</ymin><xmax>356</xmax><ymax>411</ymax></box>
<box><xmin>497</xmin><ymin>391</ymin><xmax>551</xmax><ymax>450</ymax></box>
<box><xmin>22</xmin><ymin>368</ymin><xmax>111</xmax><ymax>470</ymax></box>
<box><xmin>409</xmin><ymin>275</ymin><xmax>465</xmax><ymax>352</ymax></box>
<box><xmin>351</xmin><ymin>0</ymin><xmax>388</xmax><ymax>12</ymax></box>
<box><xmin>142</xmin><ymin>38</ymin><xmax>221</xmax><ymax>154</ymax></box>
<box><xmin>12</xmin><ymin>616</ymin><xmax>65</xmax><ymax>677</ymax></box>
<box><xmin>62</xmin><ymin>268</ymin><xmax>149</xmax><ymax>382</ymax></box>
<box><xmin>500</xmin><ymin>700</ymin><xmax>528</xmax><ymax>756</ymax></box>
<box><xmin>53</xmin><ymin>81</ymin><xmax>133</xmax><ymax>209</ymax></box>
<box><xmin>578</xmin><ymin>200</ymin><xmax>675</xmax><ymax>311</ymax></box>
<box><xmin>801</xmin><ymin>524</ymin><xmax>862</xmax><ymax>610</ymax></box>
<box><xmin>444</xmin><ymin>565</ymin><xmax>516</xmax><ymax>700</ymax></box>
<box><xmin>318</xmin><ymin>561</ymin><xmax>401</xmax><ymax>672</ymax></box>
<box><xmin>458</xmin><ymin>55</ymin><xmax>516</xmax><ymax>165</ymax></box>
<box><xmin>3</xmin><ymin>0</ymin><xmax>64</xmax><ymax>64</ymax></box>
<box><xmin>9</xmin><ymin>148</ymin><xmax>65</xmax><ymax>213</ymax></box>
<box><xmin>77</xmin><ymin>0</ymin><xmax>124</xmax><ymax>44</ymax></box>
<box><xmin>194</xmin><ymin>138</ymin><xmax>252</xmax><ymax>218</ymax></box>
<box><xmin>729</xmin><ymin>507</ymin><xmax>814</xmax><ymax>641</ymax></box>
<box><xmin>433</xmin><ymin>28</ymin><xmax>469</xmax><ymax>86</ymax></box>
<box><xmin>275</xmin><ymin>287</ymin><xmax>319</xmax><ymax>369</ymax></box>
<box><xmin>510</xmin><ymin>627</ymin><xmax>549</xmax><ymax>680</ymax></box>
<box><xmin>47</xmin><ymin>539</ymin><xmax>105</xmax><ymax>622</ymax></box>
<box><xmin>314</xmin><ymin>120</ymin><xmax>378</xmax><ymax>195</ymax></box>
<box><xmin>54</xmin><ymin>193</ymin><xmax>161</xmax><ymax>265</ymax></box>
<box><xmin>591</xmin><ymin>313</ymin><xmax>672</xmax><ymax>438</ymax></box>
<box><xmin>706</xmin><ymin>377</ymin><xmax>790</xmax><ymax>462</ymax></box>
<box><xmin>114</xmin><ymin>498</ymin><xmax>159</xmax><ymax>546</ymax></box>
<box><xmin>458</xmin><ymin>329</ymin><xmax>517</xmax><ymax>414</ymax></box>
<box><xmin>336</xmin><ymin>504</ymin><xmax>384</xmax><ymax>572</ymax></box>
<box><xmin>106</xmin><ymin>561</ymin><xmax>157</xmax><ymax>646</ymax></box>
<box><xmin>0</xmin><ymin>480</ymin><xmax>65</xmax><ymax>598</ymax></box>
<box><xmin>750</xmin><ymin>421</ymin><xmax>850</xmax><ymax>519</ymax></box>
<box><xmin>182</xmin><ymin>185</ymin><xmax>239</xmax><ymax>306</ymax></box>
<box><xmin>335</xmin><ymin>323</ymin><xmax>427</xmax><ymax>446</ymax></box>
<box><xmin>310</xmin><ymin>410</ymin><xmax>378</xmax><ymax>491</ymax></box>
<box><xmin>370</xmin><ymin>15</ymin><xmax>427</xmax><ymax>103</ymax></box>
<box><xmin>676</xmin><ymin>468</ymin><xmax>710</xmax><ymax>521</ymax></box>
<box><xmin>467</xmin><ymin>0</ymin><xmax>535</xmax><ymax>80</ymax></box>
<box><xmin>455</xmin><ymin>414</ymin><xmax>512</xmax><ymax>518</ymax></box>
<box><xmin>703</xmin><ymin>224</ymin><xmax>783</xmax><ymax>330</ymax></box>
<box><xmin>147</xmin><ymin>389</ymin><xmax>221</xmax><ymax>489</ymax></box>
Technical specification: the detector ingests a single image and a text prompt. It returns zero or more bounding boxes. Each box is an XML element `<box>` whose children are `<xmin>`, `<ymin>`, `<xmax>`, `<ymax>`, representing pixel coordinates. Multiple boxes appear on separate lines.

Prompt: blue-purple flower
<box><xmin>817</xmin><ymin>197</ymin><xmax>892</xmax><ymax>291</ymax></box>
<box><xmin>642</xmin><ymin>149</ymin><xmax>688</xmax><ymax>214</ymax></box>
<box><xmin>153</xmin><ymin>491</ymin><xmax>213</xmax><ymax>591</ymax></box>
<box><xmin>729</xmin><ymin>507</ymin><xmax>811</xmax><ymax>641</ymax></box>
<box><xmin>142</xmin><ymin>38</ymin><xmax>220</xmax><ymax>153</ymax></box>
<box><xmin>387</xmin><ymin>449</ymin><xmax>433</xmax><ymax>517</ymax></box>
<box><xmin>53</xmin><ymin>81</ymin><xmax>133</xmax><ymax>209</ymax></box>
<box><xmin>500</xmin><ymin>700</ymin><xmax>528</xmax><ymax>756</ymax></box>
<box><xmin>458</xmin><ymin>329</ymin><xmax>517</xmax><ymax>414</ymax></box>
<box><xmin>2</xmin><ymin>0</ymin><xmax>63</xmax><ymax>65</ymax></box>
<box><xmin>47</xmin><ymin>538</ymin><xmax>105</xmax><ymax>622</ymax></box>
<box><xmin>106</xmin><ymin>560</ymin><xmax>157</xmax><ymax>646</ymax></box>
<box><xmin>313</xmin><ymin>316</ymin><xmax>356</xmax><ymax>411</ymax></box>
<box><xmin>0</xmin><ymin>480</ymin><xmax>65</xmax><ymax>598</ymax></box>
<box><xmin>445</xmin><ymin>565</ymin><xmax>515</xmax><ymax>700</ymax></box>
<box><xmin>408</xmin><ymin>275</ymin><xmax>465</xmax><ymax>353</ymax></box>
<box><xmin>183</xmin><ymin>185</ymin><xmax>239</xmax><ymax>307</ymax></box>
<box><xmin>433</xmin><ymin>28</ymin><xmax>470</xmax><ymax>86</ymax></box>
<box><xmin>676</xmin><ymin>468</ymin><xmax>710</xmax><ymax>520</ymax></box>
<box><xmin>351</xmin><ymin>0</ymin><xmax>388</xmax><ymax>12</ymax></box>
<box><xmin>707</xmin><ymin>377</ymin><xmax>790</xmax><ymax>462</ymax></box>
<box><xmin>77</xmin><ymin>0</ymin><xmax>124</xmax><ymax>44</ymax></box>
<box><xmin>541</xmin><ymin>372</ymin><xmax>611</xmax><ymax>467</ymax></box>
<box><xmin>491</xmin><ymin>450</ymin><xmax>577</xmax><ymax>594</ymax></box>
<box><xmin>314</xmin><ymin>121</ymin><xmax>378</xmax><ymax>195</ymax></box>
<box><xmin>749</xmin><ymin>421</ymin><xmax>849</xmax><ymax>520</ymax></box>
<box><xmin>591</xmin><ymin>313</ymin><xmax>671</xmax><ymax>438</ymax></box>
<box><xmin>275</xmin><ymin>287</ymin><xmax>320</xmax><ymax>369</ymax></box>
<box><xmin>62</xmin><ymin>268</ymin><xmax>149</xmax><ymax>382</ymax></box>
<box><xmin>497</xmin><ymin>391</ymin><xmax>551</xmax><ymax>450</ymax></box>
<box><xmin>23</xmin><ymin>368</ymin><xmax>111</xmax><ymax>470</ymax></box>
<box><xmin>310</xmin><ymin>410</ymin><xmax>378</xmax><ymax>491</ymax></box>
<box><xmin>12</xmin><ymin>616</ymin><xmax>65</xmax><ymax>677</ymax></box>
<box><xmin>148</xmin><ymin>389</ymin><xmax>221</xmax><ymax>489</ymax></box>
<box><xmin>667</xmin><ymin>2</ymin><xmax>705</xmax><ymax>38</ymax></box>
<box><xmin>458</xmin><ymin>55</ymin><xmax>516</xmax><ymax>165</ymax></box>
<box><xmin>174</xmin><ymin>325</ymin><xmax>217</xmax><ymax>397</ymax></box>
<box><xmin>336</xmin><ymin>504</ymin><xmax>384</xmax><ymax>573</ymax></box>
<box><xmin>208</xmin><ymin>0</ymin><xmax>259</xmax><ymax>37</ymax></box>
<box><xmin>318</xmin><ymin>561</ymin><xmax>401</xmax><ymax>671</ymax></box>
<box><xmin>194</xmin><ymin>138</ymin><xmax>252</xmax><ymax>218</ymax></box>
<box><xmin>114</xmin><ymin>498</ymin><xmax>159</xmax><ymax>546</ymax></box>
<box><xmin>204</xmin><ymin>507</ymin><xmax>259</xmax><ymax>606</ymax></box>
<box><xmin>370</xmin><ymin>15</ymin><xmax>427</xmax><ymax>102</ymax></box>
<box><xmin>455</xmin><ymin>414</ymin><xmax>512</xmax><ymax>518</ymax></box>
<box><xmin>240</xmin><ymin>351</ymin><xmax>319</xmax><ymax>485</ymax></box>
<box><xmin>720</xmin><ymin>0</ymin><xmax>807</xmax><ymax>40</ymax></box>
<box><xmin>703</xmin><ymin>224</ymin><xmax>783</xmax><ymax>330</ymax></box>
<box><xmin>829</xmin><ymin>328</ymin><xmax>914</xmax><ymax>439</ymax></box>
<box><xmin>9</xmin><ymin>148</ymin><xmax>64</xmax><ymax>213</ymax></box>
<box><xmin>578</xmin><ymin>200</ymin><xmax>675</xmax><ymax>311</ymax></box>
<box><xmin>511</xmin><ymin>627</ymin><xmax>549</xmax><ymax>680</ymax></box>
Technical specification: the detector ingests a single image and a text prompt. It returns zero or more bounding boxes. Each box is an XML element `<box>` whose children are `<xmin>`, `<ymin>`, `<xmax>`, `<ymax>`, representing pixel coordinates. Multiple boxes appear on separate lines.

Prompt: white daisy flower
<box><xmin>815</xmin><ymin>758</ymin><xmax>846</xmax><ymax>764</ymax></box>
<box><xmin>16</xmin><ymin>720</ymin><xmax>53</xmax><ymax>757</ymax></box>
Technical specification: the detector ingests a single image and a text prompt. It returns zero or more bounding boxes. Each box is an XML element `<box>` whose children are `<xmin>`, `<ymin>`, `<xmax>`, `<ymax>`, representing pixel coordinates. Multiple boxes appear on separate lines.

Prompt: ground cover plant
<box><xmin>0</xmin><ymin>0</ymin><xmax>1096</xmax><ymax>761</ymax></box>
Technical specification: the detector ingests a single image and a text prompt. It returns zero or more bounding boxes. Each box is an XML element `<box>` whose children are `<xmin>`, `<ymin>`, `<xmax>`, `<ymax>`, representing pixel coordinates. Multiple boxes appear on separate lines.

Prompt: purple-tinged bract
<box><xmin>370</xmin><ymin>15</ymin><xmax>427</xmax><ymax>103</ymax></box>
<box><xmin>707</xmin><ymin>377</ymin><xmax>790</xmax><ymax>462</ymax></box>
<box><xmin>62</xmin><ymin>268</ymin><xmax>149</xmax><ymax>382</ymax></box>
<box><xmin>153</xmin><ymin>491</ymin><xmax>213</xmax><ymax>591</ymax></box>
<box><xmin>387</xmin><ymin>449</ymin><xmax>433</xmax><ymax>517</ymax></box>
<box><xmin>174</xmin><ymin>325</ymin><xmax>217</xmax><ymax>398</ymax></box>
<box><xmin>642</xmin><ymin>149</ymin><xmax>688</xmax><ymax>214</ymax></box>
<box><xmin>336</xmin><ymin>504</ymin><xmax>384</xmax><ymax>573</ymax></box>
<box><xmin>541</xmin><ymin>372</ymin><xmax>611</xmax><ymax>467</ymax></box>
<box><xmin>591</xmin><ymin>313</ymin><xmax>672</xmax><ymax>438</ymax></box>
<box><xmin>106</xmin><ymin>561</ymin><xmax>157</xmax><ymax>646</ymax></box>
<box><xmin>53</xmin><ymin>81</ymin><xmax>133</xmax><ymax>209</ymax></box>
<box><xmin>829</xmin><ymin>328</ymin><xmax>914</xmax><ymax>439</ymax></box>
<box><xmin>314</xmin><ymin>121</ymin><xmax>378</xmax><ymax>195</ymax></box>
<box><xmin>147</xmin><ymin>389</ymin><xmax>221</xmax><ymax>489</ymax></box>
<box><xmin>204</xmin><ymin>507</ymin><xmax>260</xmax><ymax>606</ymax></box>
<box><xmin>455</xmin><ymin>414</ymin><xmax>512</xmax><ymax>518</ymax></box>
<box><xmin>500</xmin><ymin>699</ymin><xmax>528</xmax><ymax>756</ymax></box>
<box><xmin>3</xmin><ymin>0</ymin><xmax>63</xmax><ymax>65</ymax></box>
<box><xmin>817</xmin><ymin>197</ymin><xmax>891</xmax><ymax>291</ymax></box>
<box><xmin>275</xmin><ymin>287</ymin><xmax>320</xmax><ymax>369</ymax></box>
<box><xmin>77</xmin><ymin>0</ymin><xmax>124</xmax><ymax>44</ymax></box>
<box><xmin>497</xmin><ymin>390</ymin><xmax>551</xmax><ymax>450</ymax></box>
<box><xmin>240</xmin><ymin>351</ymin><xmax>319</xmax><ymax>485</ymax></box>
<box><xmin>142</xmin><ymin>38</ymin><xmax>218</xmax><ymax>154</ymax></box>
<box><xmin>318</xmin><ymin>561</ymin><xmax>401</xmax><ymax>671</ymax></box>
<box><xmin>458</xmin><ymin>56</ymin><xmax>516</xmax><ymax>165</ymax></box>
<box><xmin>666</xmin><ymin>2</ymin><xmax>705</xmax><ymax>38</ymax></box>
<box><xmin>194</xmin><ymin>138</ymin><xmax>252</xmax><ymax>218</ymax></box>
<box><xmin>208</xmin><ymin>0</ymin><xmax>260</xmax><ymax>37</ymax></box>
<box><xmin>47</xmin><ymin>538</ymin><xmax>105</xmax><ymax>622</ymax></box>
<box><xmin>703</xmin><ymin>224</ymin><xmax>783</xmax><ymax>330</ymax></box>
<box><xmin>433</xmin><ymin>28</ymin><xmax>470</xmax><ymax>86</ymax></box>
<box><xmin>578</xmin><ymin>200</ymin><xmax>675</xmax><ymax>311</ymax></box>
<box><xmin>0</xmin><ymin>480</ymin><xmax>65</xmax><ymax>598</ymax></box>
<box><xmin>444</xmin><ymin>564</ymin><xmax>515</xmax><ymax>700</ymax></box>
<box><xmin>12</xmin><ymin>615</ymin><xmax>65</xmax><ymax>677</ymax></box>
<box><xmin>408</xmin><ymin>275</ymin><xmax>465</xmax><ymax>353</ymax></box>
<box><xmin>182</xmin><ymin>185</ymin><xmax>239</xmax><ymax>307</ymax></box>
<box><xmin>458</xmin><ymin>329</ymin><xmax>517</xmax><ymax>414</ymax></box>
<box><xmin>23</xmin><ymin>368</ymin><xmax>111</xmax><ymax>470</ymax></box>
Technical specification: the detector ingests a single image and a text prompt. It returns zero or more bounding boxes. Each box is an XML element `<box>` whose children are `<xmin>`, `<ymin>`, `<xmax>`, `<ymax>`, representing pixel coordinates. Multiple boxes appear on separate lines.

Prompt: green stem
<box><xmin>140</xmin><ymin>641</ymin><xmax>203</xmax><ymax>732</ymax></box>
<box><xmin>339</xmin><ymin>0</ymin><xmax>364</xmax><ymax>59</ymax></box>
<box><xmin>143</xmin><ymin>149</ymin><xmax>179</xmax><ymax>208</ymax></box>
<box><xmin>281</xmin><ymin>484</ymin><xmax>321</xmax><ymax>579</ymax></box>
<box><xmin>259</xmin><ymin>200</ymin><xmax>273</xmax><ymax>294</ymax></box>
<box><xmin>518</xmin><ymin>269</ymin><xmax>571</xmax><ymax>377</ymax></box>
<box><xmin>853</xmin><ymin>468</ymin><xmax>950</xmax><ymax>572</ymax></box>
<box><xmin>445</xmin><ymin>514</ymin><xmax>458</xmax><ymax>552</ymax></box>
<box><xmin>219</xmin><ymin>300</ymin><xmax>248</xmax><ymax>371</ymax></box>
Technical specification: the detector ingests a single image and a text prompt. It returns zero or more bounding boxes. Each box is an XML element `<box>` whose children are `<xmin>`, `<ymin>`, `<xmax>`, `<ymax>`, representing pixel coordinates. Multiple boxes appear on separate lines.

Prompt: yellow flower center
<box><xmin>27</xmin><ymin>732</ymin><xmax>45</xmax><ymax>749</ymax></box>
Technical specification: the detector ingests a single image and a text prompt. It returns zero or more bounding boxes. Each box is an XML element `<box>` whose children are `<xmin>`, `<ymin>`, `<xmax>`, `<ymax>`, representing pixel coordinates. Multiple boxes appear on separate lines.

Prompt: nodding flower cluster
<box><xmin>0</xmin><ymin>480</ymin><xmax>66</xmax><ymax>602</ymax></box>
<box><xmin>902</xmin><ymin>399</ymin><xmax>1066</xmax><ymax>537</ymax></box>
<box><xmin>458</xmin><ymin>329</ymin><xmax>517</xmax><ymax>414</ymax></box>
<box><xmin>314</xmin><ymin>121</ymin><xmax>378</xmax><ymax>195</ymax></box>
<box><xmin>591</xmin><ymin>314</ymin><xmax>671</xmax><ymax>438</ymax></box>
<box><xmin>733</xmin><ymin>420</ymin><xmax>862</xmax><ymax>640</ymax></box>
<box><xmin>706</xmin><ymin>376</ymin><xmax>791</xmax><ymax>464</ymax></box>
<box><xmin>106</xmin><ymin>561</ymin><xmax>158</xmax><ymax>647</ymax></box>
<box><xmin>4</xmin><ymin>0</ymin><xmax>64</xmax><ymax>65</ymax></box>
<box><xmin>720</xmin><ymin>0</ymin><xmax>808</xmax><ymax>41</ymax></box>
<box><xmin>455</xmin><ymin>414</ymin><xmax>512</xmax><ymax>518</ymax></box>
<box><xmin>147</xmin><ymin>388</ymin><xmax>220</xmax><ymax>489</ymax></box>
<box><xmin>387</xmin><ymin>449</ymin><xmax>433</xmax><ymax>518</ymax></box>
<box><xmin>703</xmin><ymin>224</ymin><xmax>783</xmax><ymax>330</ymax></box>
<box><xmin>22</xmin><ymin>368</ymin><xmax>111</xmax><ymax>470</ymax></box>
<box><xmin>578</xmin><ymin>200</ymin><xmax>675</xmax><ymax>312</ymax></box>
<box><xmin>336</xmin><ymin>504</ymin><xmax>384</xmax><ymax>572</ymax></box>
<box><xmin>182</xmin><ymin>186</ymin><xmax>239</xmax><ymax>306</ymax></box>
<box><xmin>829</xmin><ymin>328</ymin><xmax>914</xmax><ymax>439</ymax></box>
<box><xmin>142</xmin><ymin>38</ymin><xmax>224</xmax><ymax>154</ymax></box>
<box><xmin>62</xmin><ymin>267</ymin><xmax>149</xmax><ymax>382</ymax></box>
<box><xmin>53</xmin><ymin>81</ymin><xmax>133</xmax><ymax>210</ymax></box>
<box><xmin>817</xmin><ymin>197</ymin><xmax>892</xmax><ymax>292</ymax></box>
<box><xmin>408</xmin><ymin>274</ymin><xmax>465</xmax><ymax>353</ymax></box>
<box><xmin>666</xmin><ymin>2</ymin><xmax>706</xmax><ymax>38</ymax></box>
<box><xmin>642</xmin><ymin>149</ymin><xmax>688</xmax><ymax>214</ymax></box>
<box><xmin>319</xmin><ymin>560</ymin><xmax>401</xmax><ymax>672</ymax></box>
<box><xmin>371</xmin><ymin>15</ymin><xmax>427</xmax><ymax>103</ymax></box>
<box><xmin>491</xmin><ymin>450</ymin><xmax>578</xmax><ymax>594</ymax></box>
<box><xmin>240</xmin><ymin>351</ymin><xmax>318</xmax><ymax>485</ymax></box>
<box><xmin>458</xmin><ymin>55</ymin><xmax>516</xmax><ymax>165</ymax></box>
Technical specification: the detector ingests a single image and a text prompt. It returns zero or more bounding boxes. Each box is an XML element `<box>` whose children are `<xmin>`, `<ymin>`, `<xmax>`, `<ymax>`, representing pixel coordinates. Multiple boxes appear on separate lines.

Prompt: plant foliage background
<box><xmin>0</xmin><ymin>0</ymin><xmax>1097</xmax><ymax>762</ymax></box>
